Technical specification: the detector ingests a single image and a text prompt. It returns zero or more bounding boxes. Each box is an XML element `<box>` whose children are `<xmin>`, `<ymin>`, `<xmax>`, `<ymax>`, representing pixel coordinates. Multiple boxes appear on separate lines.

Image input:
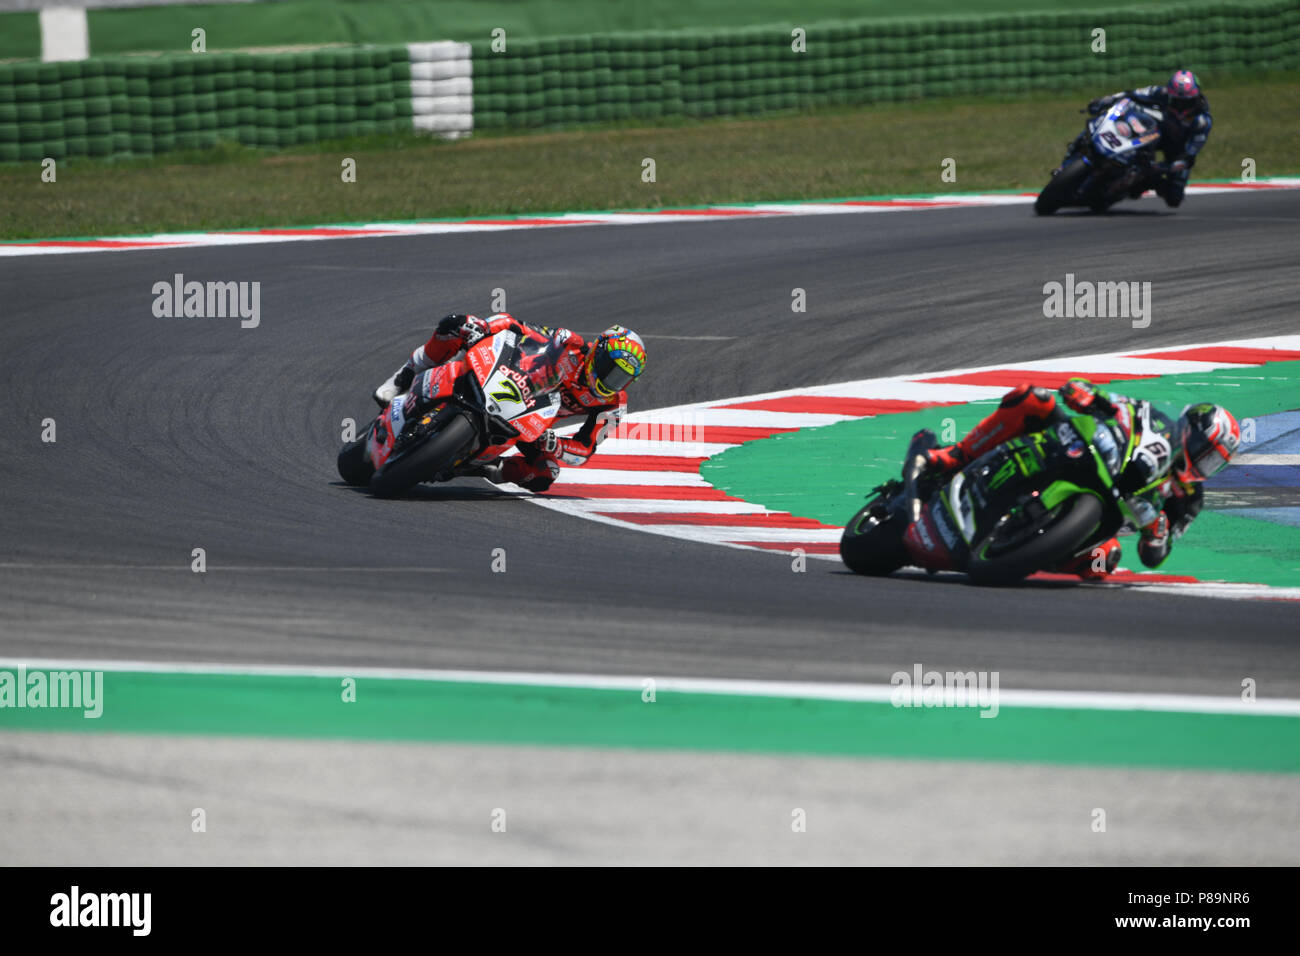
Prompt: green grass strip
<box><xmin>2</xmin><ymin>72</ymin><xmax>1297</xmax><ymax>240</ymax></box>
<box><xmin>703</xmin><ymin>360</ymin><xmax>1300</xmax><ymax>587</ymax></box>
<box><xmin>1</xmin><ymin>669</ymin><xmax>1297</xmax><ymax>772</ymax></box>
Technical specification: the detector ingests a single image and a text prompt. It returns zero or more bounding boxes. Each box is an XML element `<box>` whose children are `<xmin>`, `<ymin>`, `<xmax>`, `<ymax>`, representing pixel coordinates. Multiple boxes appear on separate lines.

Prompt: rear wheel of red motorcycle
<box><xmin>337</xmin><ymin>438</ymin><xmax>374</xmax><ymax>487</ymax></box>
<box><xmin>967</xmin><ymin>493</ymin><xmax>1103</xmax><ymax>586</ymax></box>
<box><xmin>368</xmin><ymin>414</ymin><xmax>477</xmax><ymax>499</ymax></box>
<box><xmin>1034</xmin><ymin>158</ymin><xmax>1089</xmax><ymax>215</ymax></box>
<box><xmin>839</xmin><ymin>503</ymin><xmax>907</xmax><ymax>576</ymax></box>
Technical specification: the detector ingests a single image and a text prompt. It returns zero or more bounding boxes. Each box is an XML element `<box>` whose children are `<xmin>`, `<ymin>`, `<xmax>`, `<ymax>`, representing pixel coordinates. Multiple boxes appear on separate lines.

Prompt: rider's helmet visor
<box><xmin>1178</xmin><ymin>406</ymin><xmax>1238</xmax><ymax>482</ymax></box>
<box><xmin>587</xmin><ymin>349</ymin><xmax>635</xmax><ymax>398</ymax></box>
<box><xmin>1180</xmin><ymin>429</ymin><xmax>1233</xmax><ymax>481</ymax></box>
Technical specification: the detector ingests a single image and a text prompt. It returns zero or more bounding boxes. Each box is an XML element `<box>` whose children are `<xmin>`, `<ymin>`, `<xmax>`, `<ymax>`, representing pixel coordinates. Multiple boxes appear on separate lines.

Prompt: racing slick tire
<box><xmin>1035</xmin><ymin>158</ymin><xmax>1089</xmax><ymax>215</ymax></box>
<box><xmin>368</xmin><ymin>414</ymin><xmax>477</xmax><ymax>499</ymax></box>
<box><xmin>967</xmin><ymin>493</ymin><xmax>1104</xmax><ymax>586</ymax></box>
<box><xmin>840</xmin><ymin>502</ymin><xmax>908</xmax><ymax>576</ymax></box>
<box><xmin>337</xmin><ymin>438</ymin><xmax>375</xmax><ymax>487</ymax></box>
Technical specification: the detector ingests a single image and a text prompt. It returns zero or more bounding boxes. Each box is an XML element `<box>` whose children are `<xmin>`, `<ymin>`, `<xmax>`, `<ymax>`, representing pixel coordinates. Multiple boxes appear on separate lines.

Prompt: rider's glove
<box><xmin>1167</xmin><ymin>158</ymin><xmax>1190</xmax><ymax>179</ymax></box>
<box><xmin>538</xmin><ymin>429</ymin><xmax>560</xmax><ymax>457</ymax></box>
<box><xmin>1060</xmin><ymin>379</ymin><xmax>1114</xmax><ymax>416</ymax></box>
<box><xmin>435</xmin><ymin>314</ymin><xmax>473</xmax><ymax>339</ymax></box>
<box><xmin>392</xmin><ymin>364</ymin><xmax>415</xmax><ymax>393</ymax></box>
<box><xmin>460</xmin><ymin>316</ymin><xmax>490</xmax><ymax>347</ymax></box>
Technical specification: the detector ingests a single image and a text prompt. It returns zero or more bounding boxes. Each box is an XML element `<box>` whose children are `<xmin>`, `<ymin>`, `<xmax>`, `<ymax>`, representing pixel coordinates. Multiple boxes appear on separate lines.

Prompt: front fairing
<box><xmin>365</xmin><ymin>391</ymin><xmax>415</xmax><ymax>471</ymax></box>
<box><xmin>930</xmin><ymin>423</ymin><xmax>1117</xmax><ymax>567</ymax></box>
<box><xmin>478</xmin><ymin>332</ymin><xmax>564</xmax><ymax>442</ymax></box>
<box><xmin>1070</xmin><ymin>407</ymin><xmax>1173</xmax><ymax>529</ymax></box>
<box><xmin>1090</xmin><ymin>97</ymin><xmax>1164</xmax><ymax>163</ymax></box>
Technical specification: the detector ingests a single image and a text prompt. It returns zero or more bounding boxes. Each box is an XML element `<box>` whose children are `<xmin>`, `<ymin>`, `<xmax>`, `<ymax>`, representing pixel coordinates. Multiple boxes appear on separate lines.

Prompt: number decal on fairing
<box><xmin>483</xmin><ymin>367</ymin><xmax>529</xmax><ymax>419</ymax></box>
<box><xmin>490</xmin><ymin>379</ymin><xmax>524</xmax><ymax>405</ymax></box>
<box><xmin>1101</xmin><ymin>131</ymin><xmax>1123</xmax><ymax>148</ymax></box>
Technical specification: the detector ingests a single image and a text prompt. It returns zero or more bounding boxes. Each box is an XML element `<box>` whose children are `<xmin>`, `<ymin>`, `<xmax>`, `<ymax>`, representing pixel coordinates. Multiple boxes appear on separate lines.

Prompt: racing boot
<box><xmin>373</xmin><ymin>363</ymin><xmax>416</xmax><ymax>408</ymax></box>
<box><xmin>498</xmin><ymin>455</ymin><xmax>560</xmax><ymax>493</ymax></box>
<box><xmin>1057</xmin><ymin>537</ymin><xmax>1121</xmax><ymax>579</ymax></box>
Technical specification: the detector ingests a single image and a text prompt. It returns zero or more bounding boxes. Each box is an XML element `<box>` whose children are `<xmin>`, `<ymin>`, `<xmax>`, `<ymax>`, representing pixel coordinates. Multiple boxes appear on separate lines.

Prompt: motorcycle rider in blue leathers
<box><xmin>1058</xmin><ymin>70</ymin><xmax>1212</xmax><ymax>207</ymax></box>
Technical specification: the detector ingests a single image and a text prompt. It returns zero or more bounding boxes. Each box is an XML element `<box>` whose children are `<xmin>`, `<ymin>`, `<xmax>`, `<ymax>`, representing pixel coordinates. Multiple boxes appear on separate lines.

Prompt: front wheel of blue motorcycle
<box><xmin>1035</xmin><ymin>158</ymin><xmax>1089</xmax><ymax>215</ymax></box>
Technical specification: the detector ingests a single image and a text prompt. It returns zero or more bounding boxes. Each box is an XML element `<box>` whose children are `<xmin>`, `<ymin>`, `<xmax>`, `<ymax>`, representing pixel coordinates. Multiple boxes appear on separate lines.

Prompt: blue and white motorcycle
<box><xmin>1034</xmin><ymin>97</ymin><xmax>1166</xmax><ymax>215</ymax></box>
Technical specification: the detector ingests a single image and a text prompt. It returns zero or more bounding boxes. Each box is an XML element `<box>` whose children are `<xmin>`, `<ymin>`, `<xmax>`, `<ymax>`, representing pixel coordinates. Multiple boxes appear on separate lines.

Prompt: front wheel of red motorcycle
<box><xmin>367</xmin><ymin>414</ymin><xmax>477</xmax><ymax>499</ymax></box>
<box><xmin>337</xmin><ymin>437</ymin><xmax>374</xmax><ymax>487</ymax></box>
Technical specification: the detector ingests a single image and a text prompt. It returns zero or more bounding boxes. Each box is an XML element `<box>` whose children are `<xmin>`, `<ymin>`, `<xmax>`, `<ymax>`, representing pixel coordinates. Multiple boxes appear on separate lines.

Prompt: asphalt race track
<box><xmin>5</xmin><ymin>191</ymin><xmax>1299</xmax><ymax>691</ymax></box>
<box><xmin>3</xmin><ymin>191</ymin><xmax>1299</xmax><ymax>864</ymax></box>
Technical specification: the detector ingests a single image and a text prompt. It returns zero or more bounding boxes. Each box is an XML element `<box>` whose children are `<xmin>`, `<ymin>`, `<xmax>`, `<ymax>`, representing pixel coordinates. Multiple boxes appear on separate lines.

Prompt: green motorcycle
<box><xmin>840</xmin><ymin>403</ymin><xmax>1175</xmax><ymax>585</ymax></box>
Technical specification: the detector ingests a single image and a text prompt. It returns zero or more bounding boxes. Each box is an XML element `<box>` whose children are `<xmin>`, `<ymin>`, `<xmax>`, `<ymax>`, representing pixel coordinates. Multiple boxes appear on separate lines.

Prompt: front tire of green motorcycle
<box><xmin>839</xmin><ymin>503</ymin><xmax>908</xmax><ymax>576</ymax></box>
<box><xmin>967</xmin><ymin>493</ymin><xmax>1104</xmax><ymax>586</ymax></box>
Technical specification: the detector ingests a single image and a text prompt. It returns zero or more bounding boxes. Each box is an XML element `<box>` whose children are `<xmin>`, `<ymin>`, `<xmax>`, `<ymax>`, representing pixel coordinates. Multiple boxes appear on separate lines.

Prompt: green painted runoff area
<box><xmin>0</xmin><ymin>669</ymin><xmax>1296</xmax><ymax>771</ymax></box>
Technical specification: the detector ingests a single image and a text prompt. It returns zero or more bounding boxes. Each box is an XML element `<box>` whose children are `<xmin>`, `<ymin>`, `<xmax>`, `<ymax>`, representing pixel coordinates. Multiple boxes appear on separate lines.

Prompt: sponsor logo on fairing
<box><xmin>931</xmin><ymin>505</ymin><xmax>960</xmax><ymax>550</ymax></box>
<box><xmin>913</xmin><ymin>514</ymin><xmax>936</xmax><ymax>551</ymax></box>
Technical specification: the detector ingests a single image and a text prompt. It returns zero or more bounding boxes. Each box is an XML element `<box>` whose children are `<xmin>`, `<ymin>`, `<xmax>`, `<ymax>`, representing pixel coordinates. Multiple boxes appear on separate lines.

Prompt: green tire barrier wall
<box><xmin>469</xmin><ymin>2</ymin><xmax>1300</xmax><ymax>130</ymax></box>
<box><xmin>0</xmin><ymin>1</ymin><xmax>1296</xmax><ymax>161</ymax></box>
<box><xmin>0</xmin><ymin>47</ymin><xmax>413</xmax><ymax>163</ymax></box>
<box><xmin>43</xmin><ymin>1</ymin><xmax>1273</xmax><ymax>60</ymax></box>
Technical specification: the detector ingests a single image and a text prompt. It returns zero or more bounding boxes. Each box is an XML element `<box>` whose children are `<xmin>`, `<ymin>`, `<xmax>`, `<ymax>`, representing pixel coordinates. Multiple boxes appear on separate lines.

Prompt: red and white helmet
<box><xmin>1175</xmin><ymin>403</ymin><xmax>1240</xmax><ymax>483</ymax></box>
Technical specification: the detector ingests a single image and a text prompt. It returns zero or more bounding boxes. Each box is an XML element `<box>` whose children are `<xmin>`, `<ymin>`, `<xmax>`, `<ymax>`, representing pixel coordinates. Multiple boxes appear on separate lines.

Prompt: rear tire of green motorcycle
<box><xmin>839</xmin><ymin>503</ymin><xmax>908</xmax><ymax>576</ymax></box>
<box><xmin>1035</xmin><ymin>159</ymin><xmax>1089</xmax><ymax>215</ymax></box>
<box><xmin>967</xmin><ymin>494</ymin><xmax>1104</xmax><ymax>586</ymax></box>
<box><xmin>368</xmin><ymin>414</ymin><xmax>477</xmax><ymax>499</ymax></box>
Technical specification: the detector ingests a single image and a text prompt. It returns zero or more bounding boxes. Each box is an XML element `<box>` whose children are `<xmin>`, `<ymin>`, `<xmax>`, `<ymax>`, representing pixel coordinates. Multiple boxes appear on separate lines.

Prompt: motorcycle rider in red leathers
<box><xmin>372</xmin><ymin>313</ymin><xmax>647</xmax><ymax>492</ymax></box>
<box><xmin>924</xmin><ymin>378</ymin><xmax>1240</xmax><ymax>578</ymax></box>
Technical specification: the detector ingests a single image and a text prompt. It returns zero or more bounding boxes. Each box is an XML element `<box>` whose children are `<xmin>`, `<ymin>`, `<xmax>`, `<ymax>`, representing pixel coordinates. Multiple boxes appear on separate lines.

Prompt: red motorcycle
<box><xmin>338</xmin><ymin>327</ymin><xmax>563</xmax><ymax>498</ymax></box>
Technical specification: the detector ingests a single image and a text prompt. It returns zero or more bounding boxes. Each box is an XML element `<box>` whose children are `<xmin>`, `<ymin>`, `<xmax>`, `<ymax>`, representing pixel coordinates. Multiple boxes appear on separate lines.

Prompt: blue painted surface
<box><xmin>1243</xmin><ymin>410</ymin><xmax>1300</xmax><ymax>451</ymax></box>
<box><xmin>1210</xmin><ymin>466</ymin><xmax>1300</xmax><ymax>489</ymax></box>
<box><xmin>1221</xmin><ymin>507</ymin><xmax>1300</xmax><ymax>529</ymax></box>
<box><xmin>1207</xmin><ymin>409</ymin><xmax>1300</xmax><ymax>527</ymax></box>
